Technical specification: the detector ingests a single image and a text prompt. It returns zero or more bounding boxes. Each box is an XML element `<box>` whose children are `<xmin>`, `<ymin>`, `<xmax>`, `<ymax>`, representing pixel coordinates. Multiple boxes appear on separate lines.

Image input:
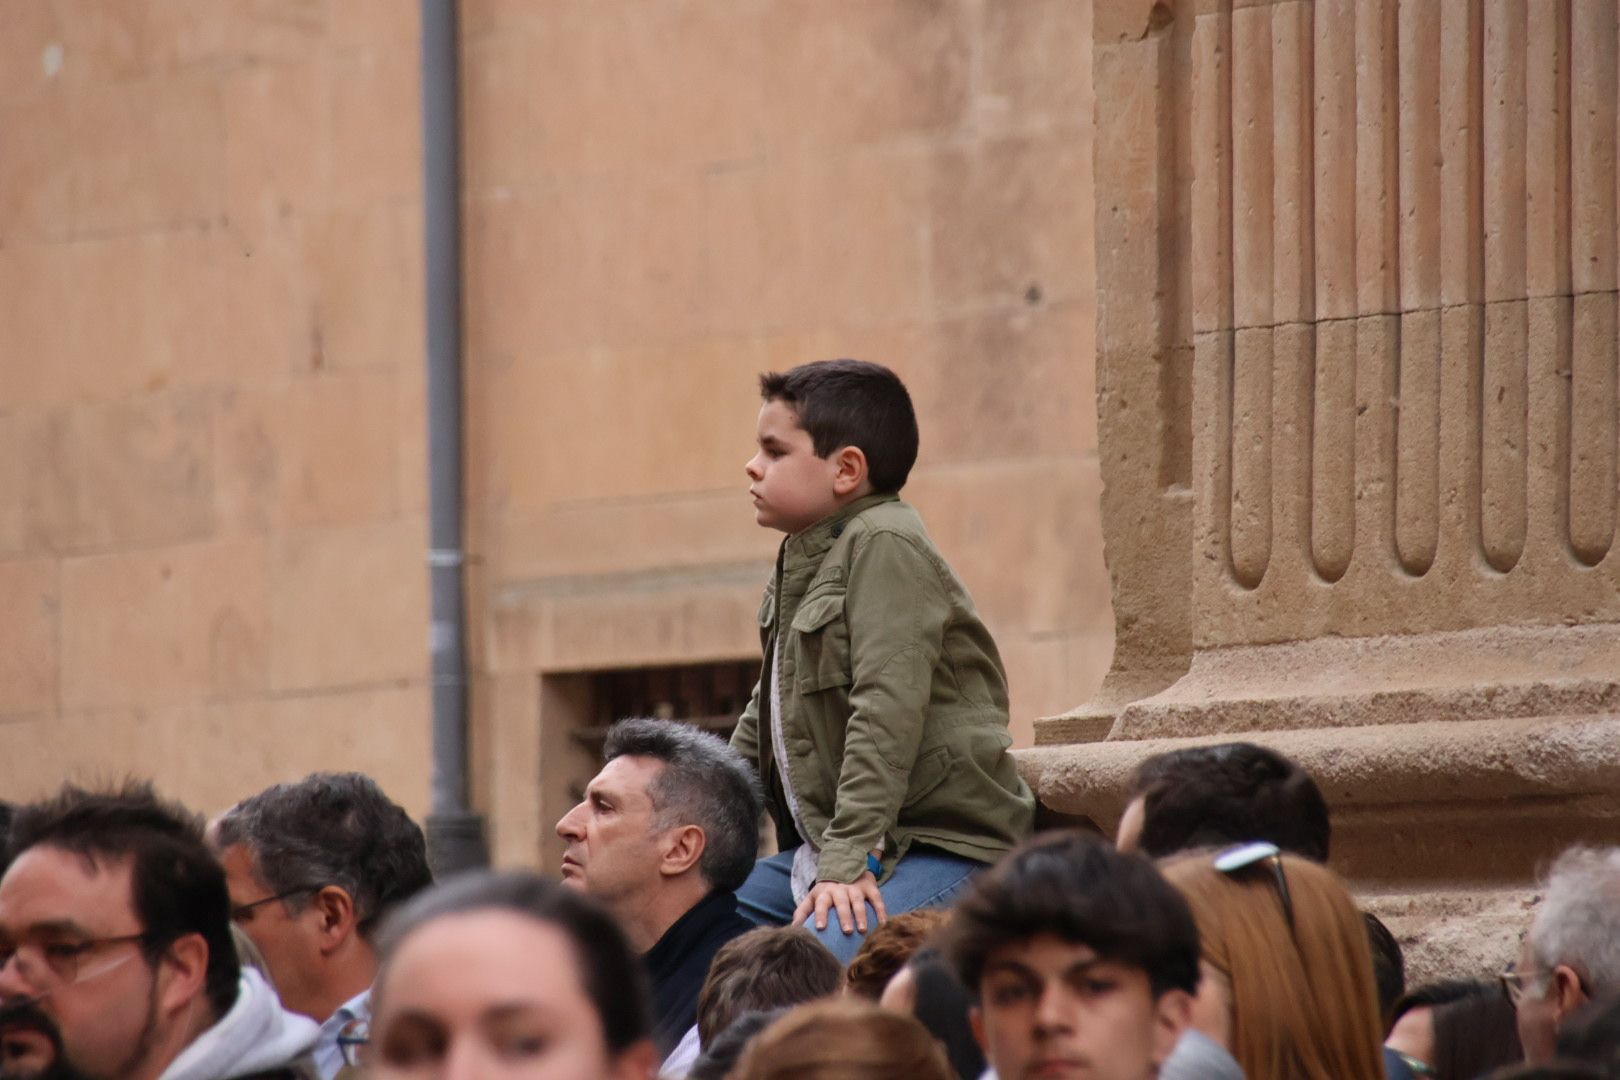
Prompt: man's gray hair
<box><xmin>213</xmin><ymin>772</ymin><xmax>434</xmax><ymax>937</ymax></box>
<box><xmin>1528</xmin><ymin>845</ymin><xmax>1620</xmax><ymax>997</ymax></box>
<box><xmin>603</xmin><ymin>718</ymin><xmax>763</xmax><ymax>892</ymax></box>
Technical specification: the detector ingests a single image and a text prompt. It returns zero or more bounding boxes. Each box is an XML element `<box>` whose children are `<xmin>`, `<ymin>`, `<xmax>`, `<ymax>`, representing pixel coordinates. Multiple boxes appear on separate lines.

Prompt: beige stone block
<box><xmin>483</xmin><ymin>337</ymin><xmax>766</xmax><ymax>511</ymax></box>
<box><xmin>63</xmin><ymin>390</ymin><xmax>216</xmax><ymax>553</ymax></box>
<box><xmin>762</xmin><ymin>0</ymin><xmax>970</xmax><ymax>150</ymax></box>
<box><xmin>472</xmin><ymin>672</ymin><xmax>545</xmax><ymax>869</ymax></box>
<box><xmin>264</xmin><ymin>684</ymin><xmax>432</xmax><ymax>819</ymax></box>
<box><xmin>141</xmin><ymin>0</ymin><xmax>328</xmax><ymax>70</ymax></box>
<box><xmin>0</xmin><ymin>230</ymin><xmax>301</xmax><ymax>413</ymax></box>
<box><xmin>329</xmin><ymin>46</ymin><xmax>421</xmax><ymax>206</ymax></box>
<box><xmin>303</xmin><ymin>203</ymin><xmax>424</xmax><ymax>372</ymax></box>
<box><xmin>930</xmin><ymin>135</ymin><xmax>1093</xmax><ymax>313</ymax></box>
<box><xmin>60</xmin><ymin>538</ymin><xmax>270</xmax><ymax>710</ymax></box>
<box><xmin>912</xmin><ymin>302</ymin><xmax>1098</xmax><ymax>464</ymax></box>
<box><xmin>0</xmin><ymin>75</ymin><xmax>225</xmax><ymax>239</ymax></box>
<box><xmin>1093</xmin><ymin>0</ymin><xmax>1176</xmax><ymax>46</ymax></box>
<box><xmin>0</xmin><ymin>411</ymin><xmax>76</xmax><ymax>559</ymax></box>
<box><xmin>1270</xmin><ymin>1</ymin><xmax>1314</xmax><ymax>325</ymax></box>
<box><xmin>498</xmin><ymin>576</ymin><xmax>766</xmax><ymax>675</ymax></box>
<box><xmin>396</xmin><ymin>364</ymin><xmax>429</xmax><ymax>516</ymax></box>
<box><xmin>1190</xmin><ymin>11</ymin><xmax>1232</xmax><ymax>334</ymax></box>
<box><xmin>1313</xmin><ymin>0</ymin><xmax>1358</xmax><ymax>320</ymax></box>
<box><xmin>1230</xmin><ymin>3</ymin><xmax>1273</xmax><ymax>330</ymax></box>
<box><xmin>906</xmin><ymin>457</ymin><xmax>1110</xmax><ymax>639</ymax></box>
<box><xmin>270</xmin><ymin>518</ymin><xmax>429</xmax><ymax>691</ymax></box>
<box><xmin>279</xmin><ymin>371</ymin><xmax>403</xmax><ymax>528</ymax></box>
<box><xmin>1570</xmin><ymin>0</ymin><xmax>1618</xmax><ymax>295</ymax></box>
<box><xmin>327</xmin><ymin>0</ymin><xmax>421</xmax><ymax>48</ymax></box>
<box><xmin>706</xmin><ymin>152</ymin><xmax>933</xmax><ymax>336</ymax></box>
<box><xmin>1482</xmin><ymin>0</ymin><xmax>1528</xmax><ymax>304</ymax></box>
<box><xmin>466</xmin><ymin>175</ymin><xmax>710</xmax><ymax>357</ymax></box>
<box><xmin>0</xmin><ymin>1</ymin><xmax>144</xmax><ymax>99</ymax></box>
<box><xmin>1439</xmin><ymin>1</ymin><xmax>1484</xmax><ymax>306</ymax></box>
<box><xmin>221</xmin><ymin>59</ymin><xmax>328</xmax><ymax>232</ymax></box>
<box><xmin>1355</xmin><ymin>0</ymin><xmax>1400</xmax><ymax>315</ymax></box>
<box><xmin>0</xmin><ymin>559</ymin><xmax>58</xmax><ymax>718</ymax></box>
<box><xmin>1000</xmin><ymin>635</ymin><xmax>1069</xmax><ymax>749</ymax></box>
<box><xmin>1397</xmin><ymin>0</ymin><xmax>1442</xmax><ymax>310</ymax></box>
<box><xmin>981</xmin><ymin>0</ymin><xmax>1093</xmax><ymax>131</ymax></box>
<box><xmin>463</xmin><ymin>3</ymin><xmax>767</xmax><ymax>187</ymax></box>
<box><xmin>484</xmin><ymin>493</ymin><xmax>778</xmax><ymax>586</ymax></box>
<box><xmin>210</xmin><ymin>381</ymin><xmax>286</xmax><ymax>537</ymax></box>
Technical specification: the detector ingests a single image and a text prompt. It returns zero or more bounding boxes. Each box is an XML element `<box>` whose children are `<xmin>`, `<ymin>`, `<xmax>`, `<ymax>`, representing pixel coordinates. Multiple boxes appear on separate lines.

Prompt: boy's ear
<box><xmin>830</xmin><ymin>445</ymin><xmax>869</xmax><ymax>496</ymax></box>
<box><xmin>1151</xmin><ymin>989</ymin><xmax>1194</xmax><ymax>1066</ymax></box>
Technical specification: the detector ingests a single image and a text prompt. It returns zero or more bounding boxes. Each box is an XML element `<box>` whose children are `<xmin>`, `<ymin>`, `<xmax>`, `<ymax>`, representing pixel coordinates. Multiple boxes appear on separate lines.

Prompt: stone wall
<box><xmin>0</xmin><ymin>3</ymin><xmax>433</xmax><ymax>817</ymax></box>
<box><xmin>0</xmin><ymin>2</ymin><xmax>1109</xmax><ymax>863</ymax></box>
<box><xmin>1028</xmin><ymin>0</ymin><xmax>1620</xmax><ymax>979</ymax></box>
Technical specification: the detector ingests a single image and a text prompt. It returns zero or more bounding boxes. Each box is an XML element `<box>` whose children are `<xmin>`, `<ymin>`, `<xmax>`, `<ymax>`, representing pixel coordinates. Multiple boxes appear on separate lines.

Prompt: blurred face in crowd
<box><xmin>1512</xmin><ymin>937</ymin><xmax>1589</xmax><ymax>1065</ymax></box>
<box><xmin>555</xmin><ymin>757</ymin><xmax>667</xmax><ymax>912</ymax></box>
<box><xmin>215</xmin><ymin>844</ymin><xmax>330</xmax><ymax>1022</ymax></box>
<box><xmin>0</xmin><ymin>847</ymin><xmax>206</xmax><ymax>1080</ymax></box>
<box><xmin>970</xmin><ymin>933</ymin><xmax>1188</xmax><ymax>1080</ymax></box>
<box><xmin>369</xmin><ymin>909</ymin><xmax>654</xmax><ymax>1080</ymax></box>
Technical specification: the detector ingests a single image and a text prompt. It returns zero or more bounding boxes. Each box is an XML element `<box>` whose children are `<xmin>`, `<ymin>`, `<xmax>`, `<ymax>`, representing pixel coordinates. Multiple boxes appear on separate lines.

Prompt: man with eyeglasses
<box><xmin>0</xmin><ymin>782</ymin><xmax>316</xmax><ymax>1080</ymax></box>
<box><xmin>1506</xmin><ymin>845</ymin><xmax>1620</xmax><ymax>1066</ymax></box>
<box><xmin>210</xmin><ymin>773</ymin><xmax>432</xmax><ymax>1080</ymax></box>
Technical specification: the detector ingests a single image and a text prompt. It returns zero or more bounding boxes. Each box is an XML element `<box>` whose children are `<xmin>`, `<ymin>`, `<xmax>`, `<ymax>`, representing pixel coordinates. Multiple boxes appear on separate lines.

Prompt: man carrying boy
<box><xmin>943</xmin><ymin>831</ymin><xmax>1200</xmax><ymax>1080</ymax></box>
<box><xmin>732</xmin><ymin>358</ymin><xmax>1034</xmax><ymax>963</ymax></box>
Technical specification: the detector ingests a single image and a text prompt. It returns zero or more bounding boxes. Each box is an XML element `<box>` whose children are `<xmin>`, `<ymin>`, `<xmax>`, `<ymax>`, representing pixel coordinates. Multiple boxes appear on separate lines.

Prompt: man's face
<box><xmin>1513</xmin><ymin>939</ymin><xmax>1561</xmax><ymax>1065</ymax></box>
<box><xmin>744</xmin><ymin>399</ymin><xmax>844</xmax><ymax>536</ymax></box>
<box><xmin>555</xmin><ymin>756</ymin><xmax>667</xmax><ymax>912</ymax></box>
<box><xmin>0</xmin><ymin>847</ymin><xmax>165</xmax><ymax>1080</ymax></box>
<box><xmin>216</xmin><ymin>844</ymin><xmax>325</xmax><ymax>1021</ymax></box>
<box><xmin>971</xmin><ymin>934</ymin><xmax>1187</xmax><ymax>1080</ymax></box>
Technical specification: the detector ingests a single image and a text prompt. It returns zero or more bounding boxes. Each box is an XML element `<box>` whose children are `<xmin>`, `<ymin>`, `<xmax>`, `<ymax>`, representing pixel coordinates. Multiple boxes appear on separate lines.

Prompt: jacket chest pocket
<box><xmin>790</xmin><ymin>590</ymin><xmax>852</xmax><ymax>693</ymax></box>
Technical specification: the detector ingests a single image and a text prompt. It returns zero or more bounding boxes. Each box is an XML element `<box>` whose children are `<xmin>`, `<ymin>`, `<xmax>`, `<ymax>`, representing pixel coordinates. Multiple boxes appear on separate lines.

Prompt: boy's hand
<box><xmin>794</xmin><ymin>873</ymin><xmax>888</xmax><ymax>935</ymax></box>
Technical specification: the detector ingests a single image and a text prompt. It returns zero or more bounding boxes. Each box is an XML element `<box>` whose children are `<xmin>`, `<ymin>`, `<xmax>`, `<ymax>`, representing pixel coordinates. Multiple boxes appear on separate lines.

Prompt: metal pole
<box><xmin>420</xmin><ymin>0</ymin><xmax>487</xmax><ymax>876</ymax></box>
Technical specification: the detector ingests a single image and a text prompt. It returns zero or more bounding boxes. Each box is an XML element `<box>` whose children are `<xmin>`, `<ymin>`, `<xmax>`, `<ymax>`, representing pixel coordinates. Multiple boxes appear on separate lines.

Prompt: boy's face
<box><xmin>970</xmin><ymin>933</ymin><xmax>1189</xmax><ymax>1080</ymax></box>
<box><xmin>745</xmin><ymin>399</ymin><xmax>845</xmax><ymax>535</ymax></box>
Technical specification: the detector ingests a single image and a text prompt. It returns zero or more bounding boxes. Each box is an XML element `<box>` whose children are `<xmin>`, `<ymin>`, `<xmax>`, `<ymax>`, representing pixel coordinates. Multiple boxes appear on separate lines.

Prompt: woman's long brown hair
<box><xmin>1162</xmin><ymin>850</ymin><xmax>1388</xmax><ymax>1080</ymax></box>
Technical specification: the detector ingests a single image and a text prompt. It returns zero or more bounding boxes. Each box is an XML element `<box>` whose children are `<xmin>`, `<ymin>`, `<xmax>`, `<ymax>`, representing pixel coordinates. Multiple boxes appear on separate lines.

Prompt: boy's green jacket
<box><xmin>731</xmin><ymin>493</ymin><xmax>1036</xmax><ymax>885</ymax></box>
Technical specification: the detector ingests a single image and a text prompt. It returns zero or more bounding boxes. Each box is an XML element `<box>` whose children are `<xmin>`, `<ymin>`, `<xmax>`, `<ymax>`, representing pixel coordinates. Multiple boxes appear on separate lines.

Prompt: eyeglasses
<box><xmin>1213</xmin><ymin>841</ymin><xmax>1296</xmax><ymax>934</ymax></box>
<box><xmin>0</xmin><ymin>932</ymin><xmax>160</xmax><ymax>988</ymax></box>
<box><xmin>1499</xmin><ymin>961</ymin><xmax>1551</xmax><ymax>1006</ymax></box>
<box><xmin>337</xmin><ymin>1017</ymin><xmax>370</xmax><ymax>1068</ymax></box>
<box><xmin>229</xmin><ymin>887</ymin><xmax>320</xmax><ymax>922</ymax></box>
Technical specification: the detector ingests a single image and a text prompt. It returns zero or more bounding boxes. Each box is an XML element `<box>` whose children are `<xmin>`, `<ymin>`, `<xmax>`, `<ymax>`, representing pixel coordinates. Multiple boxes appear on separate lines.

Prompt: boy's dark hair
<box><xmin>1363</xmin><ymin>911</ymin><xmax>1406</xmax><ymax>1028</ymax></box>
<box><xmin>7</xmin><ymin>782</ymin><xmax>241</xmax><ymax>1017</ymax></box>
<box><xmin>942</xmin><ymin>830</ymin><xmax>1200</xmax><ymax>998</ymax></box>
<box><xmin>689</xmin><ymin>1008</ymin><xmax>788</xmax><ymax>1080</ymax></box>
<box><xmin>0</xmin><ymin>801</ymin><xmax>13</xmax><ymax>875</ymax></box>
<box><xmin>696</xmin><ymin>927</ymin><xmax>842</xmax><ymax>1044</ymax></box>
<box><xmin>758</xmin><ymin>359</ymin><xmax>919</xmax><ymax>493</ymax></box>
<box><xmin>1128</xmin><ymin>742</ymin><xmax>1331</xmax><ymax>862</ymax></box>
<box><xmin>603</xmin><ymin>718</ymin><xmax>763</xmax><ymax>892</ymax></box>
<box><xmin>376</xmin><ymin>870</ymin><xmax>650</xmax><ymax>1054</ymax></box>
<box><xmin>213</xmin><ymin>771</ymin><xmax>433</xmax><ymax>939</ymax></box>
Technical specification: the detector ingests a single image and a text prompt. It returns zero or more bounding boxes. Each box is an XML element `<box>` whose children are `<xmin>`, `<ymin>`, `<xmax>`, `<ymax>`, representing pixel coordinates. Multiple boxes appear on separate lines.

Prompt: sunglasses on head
<box><xmin>1213</xmin><ymin>841</ymin><xmax>1296</xmax><ymax>935</ymax></box>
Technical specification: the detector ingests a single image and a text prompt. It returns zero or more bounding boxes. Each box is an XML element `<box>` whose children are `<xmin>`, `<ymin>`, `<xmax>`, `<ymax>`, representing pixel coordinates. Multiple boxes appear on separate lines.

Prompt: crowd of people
<box><xmin>2</xmin><ymin>359</ymin><xmax>1616</xmax><ymax>1080</ymax></box>
<box><xmin>1</xmin><ymin>739</ymin><xmax>1618</xmax><ymax>1079</ymax></box>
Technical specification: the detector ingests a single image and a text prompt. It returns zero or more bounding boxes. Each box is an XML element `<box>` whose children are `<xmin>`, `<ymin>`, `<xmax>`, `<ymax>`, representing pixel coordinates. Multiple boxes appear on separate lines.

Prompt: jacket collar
<box><xmin>781</xmin><ymin>492</ymin><xmax>897</xmax><ymax>567</ymax></box>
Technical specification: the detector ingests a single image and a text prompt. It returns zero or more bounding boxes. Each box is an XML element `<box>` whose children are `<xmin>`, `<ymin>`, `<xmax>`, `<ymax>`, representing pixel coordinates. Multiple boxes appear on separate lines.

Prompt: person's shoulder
<box><xmin>845</xmin><ymin>497</ymin><xmax>935</xmax><ymax>551</ymax></box>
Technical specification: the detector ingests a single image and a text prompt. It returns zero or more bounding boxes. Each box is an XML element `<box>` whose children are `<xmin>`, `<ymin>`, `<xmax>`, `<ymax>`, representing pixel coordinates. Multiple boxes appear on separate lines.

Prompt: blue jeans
<box><xmin>735</xmin><ymin>846</ymin><xmax>982</xmax><ymax>965</ymax></box>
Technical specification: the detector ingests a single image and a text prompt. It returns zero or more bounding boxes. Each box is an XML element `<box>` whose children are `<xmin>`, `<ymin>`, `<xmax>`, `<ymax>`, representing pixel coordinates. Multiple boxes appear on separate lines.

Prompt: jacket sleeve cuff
<box><xmin>817</xmin><ymin>843</ymin><xmax>874</xmax><ymax>884</ymax></box>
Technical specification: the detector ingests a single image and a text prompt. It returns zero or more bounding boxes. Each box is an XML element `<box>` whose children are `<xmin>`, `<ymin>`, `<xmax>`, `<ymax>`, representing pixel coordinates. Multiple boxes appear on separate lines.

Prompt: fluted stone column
<box><xmin>1028</xmin><ymin>0</ymin><xmax>1620</xmax><ymax>981</ymax></box>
